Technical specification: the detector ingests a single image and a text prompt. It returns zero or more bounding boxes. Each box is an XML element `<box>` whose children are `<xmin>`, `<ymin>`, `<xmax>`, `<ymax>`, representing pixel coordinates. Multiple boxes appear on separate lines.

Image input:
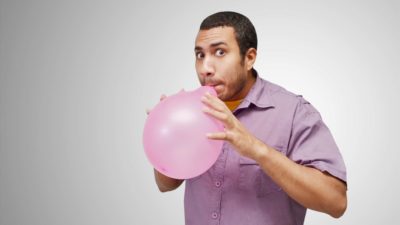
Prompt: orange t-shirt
<box><xmin>224</xmin><ymin>99</ymin><xmax>243</xmax><ymax>111</ymax></box>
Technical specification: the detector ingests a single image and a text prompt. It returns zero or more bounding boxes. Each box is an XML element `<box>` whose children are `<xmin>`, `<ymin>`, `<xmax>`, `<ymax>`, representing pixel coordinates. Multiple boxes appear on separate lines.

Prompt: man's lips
<box><xmin>206</xmin><ymin>84</ymin><xmax>223</xmax><ymax>94</ymax></box>
<box><xmin>205</xmin><ymin>82</ymin><xmax>222</xmax><ymax>87</ymax></box>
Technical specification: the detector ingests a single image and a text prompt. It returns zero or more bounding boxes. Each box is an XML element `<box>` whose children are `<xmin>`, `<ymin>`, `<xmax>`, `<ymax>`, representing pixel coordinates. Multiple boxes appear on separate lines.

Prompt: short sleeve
<box><xmin>287</xmin><ymin>97</ymin><xmax>347</xmax><ymax>183</ymax></box>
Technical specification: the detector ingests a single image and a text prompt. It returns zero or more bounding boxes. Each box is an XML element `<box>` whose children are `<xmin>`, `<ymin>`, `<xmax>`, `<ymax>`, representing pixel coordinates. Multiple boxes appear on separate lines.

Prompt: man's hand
<box><xmin>146</xmin><ymin>94</ymin><xmax>167</xmax><ymax>115</ymax></box>
<box><xmin>201</xmin><ymin>92</ymin><xmax>263</xmax><ymax>160</ymax></box>
<box><xmin>147</xmin><ymin>93</ymin><xmax>184</xmax><ymax>192</ymax></box>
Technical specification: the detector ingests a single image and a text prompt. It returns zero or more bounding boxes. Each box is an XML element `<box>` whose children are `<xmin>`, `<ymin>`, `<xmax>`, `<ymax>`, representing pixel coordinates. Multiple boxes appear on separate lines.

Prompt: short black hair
<box><xmin>200</xmin><ymin>11</ymin><xmax>257</xmax><ymax>58</ymax></box>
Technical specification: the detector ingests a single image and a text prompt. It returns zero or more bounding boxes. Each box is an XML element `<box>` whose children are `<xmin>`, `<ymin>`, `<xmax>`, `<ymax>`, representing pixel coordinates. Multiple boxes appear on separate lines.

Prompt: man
<box><xmin>153</xmin><ymin>11</ymin><xmax>347</xmax><ymax>225</ymax></box>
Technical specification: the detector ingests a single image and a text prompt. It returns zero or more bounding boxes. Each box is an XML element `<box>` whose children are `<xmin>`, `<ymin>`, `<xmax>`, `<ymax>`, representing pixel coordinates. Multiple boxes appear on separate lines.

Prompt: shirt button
<box><xmin>211</xmin><ymin>212</ymin><xmax>218</xmax><ymax>219</ymax></box>
<box><xmin>215</xmin><ymin>181</ymin><xmax>221</xmax><ymax>187</ymax></box>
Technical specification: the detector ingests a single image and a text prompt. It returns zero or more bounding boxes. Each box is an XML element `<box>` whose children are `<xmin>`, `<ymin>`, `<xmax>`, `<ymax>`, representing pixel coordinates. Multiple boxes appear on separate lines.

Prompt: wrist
<box><xmin>251</xmin><ymin>138</ymin><xmax>271</xmax><ymax>163</ymax></box>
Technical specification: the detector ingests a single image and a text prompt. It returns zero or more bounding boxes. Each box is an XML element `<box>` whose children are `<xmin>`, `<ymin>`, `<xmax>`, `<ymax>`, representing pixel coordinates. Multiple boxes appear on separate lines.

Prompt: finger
<box><xmin>203</xmin><ymin>107</ymin><xmax>231</xmax><ymax>126</ymax></box>
<box><xmin>201</xmin><ymin>92</ymin><xmax>226</xmax><ymax>112</ymax></box>
<box><xmin>206</xmin><ymin>132</ymin><xmax>228</xmax><ymax>140</ymax></box>
<box><xmin>148</xmin><ymin>94</ymin><xmax>167</xmax><ymax>114</ymax></box>
<box><xmin>146</xmin><ymin>108</ymin><xmax>151</xmax><ymax>115</ymax></box>
<box><xmin>204</xmin><ymin>92</ymin><xmax>225</xmax><ymax>107</ymax></box>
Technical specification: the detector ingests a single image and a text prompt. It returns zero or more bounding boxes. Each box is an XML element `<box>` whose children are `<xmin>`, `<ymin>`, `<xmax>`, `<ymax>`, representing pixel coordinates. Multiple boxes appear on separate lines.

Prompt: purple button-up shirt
<box><xmin>184</xmin><ymin>75</ymin><xmax>347</xmax><ymax>225</ymax></box>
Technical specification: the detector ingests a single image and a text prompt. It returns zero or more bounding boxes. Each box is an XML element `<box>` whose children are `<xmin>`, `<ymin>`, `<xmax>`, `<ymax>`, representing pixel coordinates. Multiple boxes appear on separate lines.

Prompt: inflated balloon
<box><xmin>143</xmin><ymin>86</ymin><xmax>224</xmax><ymax>179</ymax></box>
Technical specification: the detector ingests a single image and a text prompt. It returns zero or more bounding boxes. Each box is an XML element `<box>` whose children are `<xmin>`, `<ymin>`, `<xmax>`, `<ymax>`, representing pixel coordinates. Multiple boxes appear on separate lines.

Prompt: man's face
<box><xmin>195</xmin><ymin>27</ymin><xmax>250</xmax><ymax>101</ymax></box>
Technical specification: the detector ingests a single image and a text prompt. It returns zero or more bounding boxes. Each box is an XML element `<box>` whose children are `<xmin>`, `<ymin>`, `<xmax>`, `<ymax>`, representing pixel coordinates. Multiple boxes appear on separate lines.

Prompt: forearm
<box><xmin>252</xmin><ymin>140</ymin><xmax>347</xmax><ymax>218</ymax></box>
<box><xmin>153</xmin><ymin>169</ymin><xmax>184</xmax><ymax>192</ymax></box>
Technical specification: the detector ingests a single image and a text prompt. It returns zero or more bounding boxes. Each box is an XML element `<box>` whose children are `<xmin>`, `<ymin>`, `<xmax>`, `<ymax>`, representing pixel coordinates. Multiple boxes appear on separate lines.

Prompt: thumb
<box><xmin>160</xmin><ymin>94</ymin><xmax>167</xmax><ymax>101</ymax></box>
<box><xmin>145</xmin><ymin>108</ymin><xmax>151</xmax><ymax>115</ymax></box>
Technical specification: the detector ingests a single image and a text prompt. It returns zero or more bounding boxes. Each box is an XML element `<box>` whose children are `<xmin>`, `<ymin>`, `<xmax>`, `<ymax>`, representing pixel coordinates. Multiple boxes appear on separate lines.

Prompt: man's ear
<box><xmin>245</xmin><ymin>48</ymin><xmax>257</xmax><ymax>71</ymax></box>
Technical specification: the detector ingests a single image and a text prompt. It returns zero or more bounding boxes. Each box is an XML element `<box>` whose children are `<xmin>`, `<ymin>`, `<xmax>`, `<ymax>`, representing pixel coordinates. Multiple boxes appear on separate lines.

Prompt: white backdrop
<box><xmin>1</xmin><ymin>0</ymin><xmax>399</xmax><ymax>224</ymax></box>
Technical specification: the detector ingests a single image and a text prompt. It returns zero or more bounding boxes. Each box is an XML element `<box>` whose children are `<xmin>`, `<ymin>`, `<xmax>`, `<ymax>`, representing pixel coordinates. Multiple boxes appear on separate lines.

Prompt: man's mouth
<box><xmin>207</xmin><ymin>84</ymin><xmax>223</xmax><ymax>93</ymax></box>
<box><xmin>205</xmin><ymin>81</ymin><xmax>221</xmax><ymax>87</ymax></box>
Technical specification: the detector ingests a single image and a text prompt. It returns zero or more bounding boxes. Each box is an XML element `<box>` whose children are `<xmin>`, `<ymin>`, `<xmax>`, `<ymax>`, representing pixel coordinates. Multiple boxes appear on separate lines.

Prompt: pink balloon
<box><xmin>143</xmin><ymin>86</ymin><xmax>224</xmax><ymax>179</ymax></box>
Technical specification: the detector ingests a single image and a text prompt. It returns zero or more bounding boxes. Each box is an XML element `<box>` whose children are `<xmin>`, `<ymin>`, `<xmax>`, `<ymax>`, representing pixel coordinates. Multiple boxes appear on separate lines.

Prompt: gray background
<box><xmin>1</xmin><ymin>0</ymin><xmax>399</xmax><ymax>224</ymax></box>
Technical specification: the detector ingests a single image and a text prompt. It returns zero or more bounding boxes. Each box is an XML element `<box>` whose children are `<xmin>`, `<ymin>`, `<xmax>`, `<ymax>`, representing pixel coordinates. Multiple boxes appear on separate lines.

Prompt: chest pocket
<box><xmin>239</xmin><ymin>156</ymin><xmax>282</xmax><ymax>197</ymax></box>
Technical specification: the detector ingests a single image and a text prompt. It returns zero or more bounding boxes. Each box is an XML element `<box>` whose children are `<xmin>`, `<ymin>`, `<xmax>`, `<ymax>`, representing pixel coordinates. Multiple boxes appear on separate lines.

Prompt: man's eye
<box><xmin>196</xmin><ymin>52</ymin><xmax>204</xmax><ymax>59</ymax></box>
<box><xmin>215</xmin><ymin>49</ymin><xmax>225</xmax><ymax>57</ymax></box>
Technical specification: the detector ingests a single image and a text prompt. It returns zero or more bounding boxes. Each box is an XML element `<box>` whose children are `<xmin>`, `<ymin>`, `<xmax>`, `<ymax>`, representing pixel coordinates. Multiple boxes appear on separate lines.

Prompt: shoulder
<box><xmin>259</xmin><ymin>78</ymin><xmax>303</xmax><ymax>106</ymax></box>
<box><xmin>258</xmin><ymin>77</ymin><xmax>320</xmax><ymax>116</ymax></box>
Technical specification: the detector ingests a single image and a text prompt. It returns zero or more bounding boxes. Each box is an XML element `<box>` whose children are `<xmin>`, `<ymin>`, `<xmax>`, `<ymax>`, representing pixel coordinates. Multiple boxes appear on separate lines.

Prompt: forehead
<box><xmin>195</xmin><ymin>26</ymin><xmax>237</xmax><ymax>48</ymax></box>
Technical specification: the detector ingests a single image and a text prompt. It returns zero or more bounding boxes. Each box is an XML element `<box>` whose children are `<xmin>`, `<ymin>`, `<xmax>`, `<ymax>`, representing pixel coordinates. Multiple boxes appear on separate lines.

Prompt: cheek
<box><xmin>197</xmin><ymin>75</ymin><xmax>205</xmax><ymax>85</ymax></box>
<box><xmin>195</xmin><ymin>63</ymin><xmax>200</xmax><ymax>75</ymax></box>
<box><xmin>222</xmin><ymin>64</ymin><xmax>240</xmax><ymax>86</ymax></box>
<box><xmin>195</xmin><ymin>65</ymin><xmax>203</xmax><ymax>83</ymax></box>
<box><xmin>218</xmin><ymin>60</ymin><xmax>235</xmax><ymax>79</ymax></box>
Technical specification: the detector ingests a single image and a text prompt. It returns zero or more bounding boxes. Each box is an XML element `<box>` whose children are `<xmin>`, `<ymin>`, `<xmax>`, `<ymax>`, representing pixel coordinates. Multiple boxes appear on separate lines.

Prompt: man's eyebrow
<box><xmin>195</xmin><ymin>46</ymin><xmax>202</xmax><ymax>51</ymax></box>
<box><xmin>194</xmin><ymin>42</ymin><xmax>228</xmax><ymax>51</ymax></box>
<box><xmin>210</xmin><ymin>41</ymin><xmax>227</xmax><ymax>48</ymax></box>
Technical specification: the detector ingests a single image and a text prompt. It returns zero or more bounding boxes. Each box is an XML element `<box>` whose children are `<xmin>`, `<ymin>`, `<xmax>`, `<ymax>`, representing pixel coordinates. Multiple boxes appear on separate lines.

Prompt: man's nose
<box><xmin>200</xmin><ymin>57</ymin><xmax>215</xmax><ymax>77</ymax></box>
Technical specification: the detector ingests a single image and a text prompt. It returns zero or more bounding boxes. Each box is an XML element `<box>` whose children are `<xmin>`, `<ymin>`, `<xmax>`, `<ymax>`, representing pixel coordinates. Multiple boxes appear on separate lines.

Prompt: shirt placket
<box><xmin>209</xmin><ymin>142</ymin><xmax>229</xmax><ymax>225</ymax></box>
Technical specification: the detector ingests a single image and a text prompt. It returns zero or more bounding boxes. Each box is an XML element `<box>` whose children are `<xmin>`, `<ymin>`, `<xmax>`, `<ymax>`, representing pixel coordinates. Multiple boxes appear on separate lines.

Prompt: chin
<box><xmin>214</xmin><ymin>89</ymin><xmax>223</xmax><ymax>98</ymax></box>
<box><xmin>214</xmin><ymin>87</ymin><xmax>225</xmax><ymax>99</ymax></box>
<box><xmin>217</xmin><ymin>94</ymin><xmax>228</xmax><ymax>101</ymax></box>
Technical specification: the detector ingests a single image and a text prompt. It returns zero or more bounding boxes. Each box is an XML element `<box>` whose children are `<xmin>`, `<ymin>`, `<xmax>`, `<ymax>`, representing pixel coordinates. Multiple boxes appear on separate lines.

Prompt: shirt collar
<box><xmin>236</xmin><ymin>70</ymin><xmax>276</xmax><ymax>111</ymax></box>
